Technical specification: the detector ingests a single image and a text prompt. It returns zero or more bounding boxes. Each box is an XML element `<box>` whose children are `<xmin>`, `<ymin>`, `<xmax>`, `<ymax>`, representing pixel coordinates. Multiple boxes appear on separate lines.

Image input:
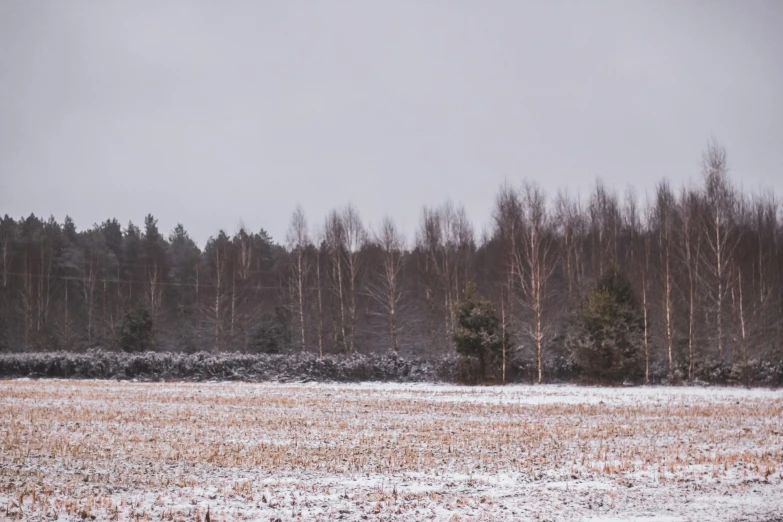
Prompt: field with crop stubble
<box><xmin>1</xmin><ymin>380</ymin><xmax>782</xmax><ymax>521</ymax></box>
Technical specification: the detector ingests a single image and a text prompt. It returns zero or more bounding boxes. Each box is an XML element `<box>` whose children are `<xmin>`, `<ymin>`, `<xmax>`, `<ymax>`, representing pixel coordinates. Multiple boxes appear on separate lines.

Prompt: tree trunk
<box><xmin>501</xmin><ymin>287</ymin><xmax>506</xmax><ymax>385</ymax></box>
<box><xmin>642</xmin><ymin>272</ymin><xmax>649</xmax><ymax>384</ymax></box>
<box><xmin>316</xmin><ymin>257</ymin><xmax>324</xmax><ymax>360</ymax></box>
<box><xmin>297</xmin><ymin>251</ymin><xmax>306</xmax><ymax>352</ymax></box>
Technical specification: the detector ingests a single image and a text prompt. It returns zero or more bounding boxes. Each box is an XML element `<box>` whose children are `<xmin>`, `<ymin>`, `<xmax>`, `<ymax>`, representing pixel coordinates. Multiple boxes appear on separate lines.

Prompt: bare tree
<box><xmin>447</xmin><ymin>203</ymin><xmax>475</xmax><ymax>307</ymax></box>
<box><xmin>494</xmin><ymin>182</ymin><xmax>523</xmax><ymax>278</ymax></box>
<box><xmin>751</xmin><ymin>192</ymin><xmax>779</xmax><ymax>351</ymax></box>
<box><xmin>436</xmin><ymin>203</ymin><xmax>458</xmax><ymax>341</ymax></box>
<box><xmin>418</xmin><ymin>202</ymin><xmax>475</xmax><ymax>348</ymax></box>
<box><xmin>556</xmin><ymin>191</ymin><xmax>587</xmax><ymax>299</ymax></box>
<box><xmin>622</xmin><ymin>188</ymin><xmax>640</xmax><ymax>273</ymax></box>
<box><xmin>654</xmin><ymin>180</ymin><xmax>678</xmax><ymax>378</ymax></box>
<box><xmin>641</xmin><ymin>202</ymin><xmax>653</xmax><ymax>383</ymax></box>
<box><xmin>324</xmin><ymin>210</ymin><xmax>348</xmax><ymax>352</ymax></box>
<box><xmin>493</xmin><ymin>184</ymin><xmax>523</xmax><ymax>380</ymax></box>
<box><xmin>416</xmin><ymin>206</ymin><xmax>444</xmax><ymax>350</ymax></box>
<box><xmin>312</xmin><ymin>229</ymin><xmax>325</xmax><ymax>359</ymax></box>
<box><xmin>678</xmin><ymin>187</ymin><xmax>703</xmax><ymax>380</ymax></box>
<box><xmin>589</xmin><ymin>180</ymin><xmax>620</xmax><ymax>276</ymax></box>
<box><xmin>729</xmin><ymin>196</ymin><xmax>775</xmax><ymax>379</ymax></box>
<box><xmin>733</xmin><ymin>263</ymin><xmax>749</xmax><ymax>380</ymax></box>
<box><xmin>367</xmin><ymin>217</ymin><xmax>405</xmax><ymax>353</ymax></box>
<box><xmin>204</xmin><ymin>232</ymin><xmax>231</xmax><ymax>351</ymax></box>
<box><xmin>286</xmin><ymin>206</ymin><xmax>310</xmax><ymax>352</ymax></box>
<box><xmin>514</xmin><ymin>182</ymin><xmax>558</xmax><ymax>384</ymax></box>
<box><xmin>342</xmin><ymin>204</ymin><xmax>366</xmax><ymax>354</ymax></box>
<box><xmin>624</xmin><ymin>187</ymin><xmax>651</xmax><ymax>382</ymax></box>
<box><xmin>700</xmin><ymin>141</ymin><xmax>739</xmax><ymax>362</ymax></box>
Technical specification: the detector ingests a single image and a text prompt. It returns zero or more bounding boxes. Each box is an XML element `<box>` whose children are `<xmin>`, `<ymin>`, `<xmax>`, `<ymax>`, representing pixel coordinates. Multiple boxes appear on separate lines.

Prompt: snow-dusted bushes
<box><xmin>0</xmin><ymin>350</ymin><xmax>779</xmax><ymax>386</ymax></box>
<box><xmin>689</xmin><ymin>359</ymin><xmax>783</xmax><ymax>387</ymax></box>
<box><xmin>0</xmin><ymin>350</ymin><xmax>458</xmax><ymax>383</ymax></box>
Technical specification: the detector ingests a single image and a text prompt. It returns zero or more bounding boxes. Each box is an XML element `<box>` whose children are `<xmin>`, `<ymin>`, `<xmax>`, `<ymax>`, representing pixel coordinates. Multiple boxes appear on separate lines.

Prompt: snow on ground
<box><xmin>1</xmin><ymin>380</ymin><xmax>781</xmax><ymax>521</ymax></box>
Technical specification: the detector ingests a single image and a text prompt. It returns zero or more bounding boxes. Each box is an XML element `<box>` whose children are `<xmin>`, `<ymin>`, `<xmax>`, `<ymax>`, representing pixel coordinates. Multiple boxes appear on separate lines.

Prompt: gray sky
<box><xmin>1</xmin><ymin>1</ymin><xmax>782</xmax><ymax>246</ymax></box>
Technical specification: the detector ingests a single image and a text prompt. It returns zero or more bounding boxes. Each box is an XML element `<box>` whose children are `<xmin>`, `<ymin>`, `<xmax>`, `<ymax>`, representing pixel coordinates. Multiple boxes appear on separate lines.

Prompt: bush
<box><xmin>0</xmin><ymin>349</ymin><xmax>779</xmax><ymax>386</ymax></box>
<box><xmin>0</xmin><ymin>350</ymin><xmax>456</xmax><ymax>383</ymax></box>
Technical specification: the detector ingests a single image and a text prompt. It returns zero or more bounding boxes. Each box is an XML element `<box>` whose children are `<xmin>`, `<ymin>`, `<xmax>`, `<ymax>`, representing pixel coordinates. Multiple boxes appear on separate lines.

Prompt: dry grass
<box><xmin>1</xmin><ymin>380</ymin><xmax>782</xmax><ymax>521</ymax></box>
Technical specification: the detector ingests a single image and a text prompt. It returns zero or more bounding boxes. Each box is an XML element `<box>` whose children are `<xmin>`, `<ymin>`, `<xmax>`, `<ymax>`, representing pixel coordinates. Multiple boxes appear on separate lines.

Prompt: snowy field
<box><xmin>1</xmin><ymin>381</ymin><xmax>782</xmax><ymax>521</ymax></box>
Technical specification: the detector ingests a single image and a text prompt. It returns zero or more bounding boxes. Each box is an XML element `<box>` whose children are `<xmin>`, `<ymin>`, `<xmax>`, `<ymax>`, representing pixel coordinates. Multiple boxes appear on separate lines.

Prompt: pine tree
<box><xmin>568</xmin><ymin>267</ymin><xmax>644</xmax><ymax>383</ymax></box>
<box><xmin>453</xmin><ymin>282</ymin><xmax>505</xmax><ymax>382</ymax></box>
<box><xmin>119</xmin><ymin>309</ymin><xmax>154</xmax><ymax>353</ymax></box>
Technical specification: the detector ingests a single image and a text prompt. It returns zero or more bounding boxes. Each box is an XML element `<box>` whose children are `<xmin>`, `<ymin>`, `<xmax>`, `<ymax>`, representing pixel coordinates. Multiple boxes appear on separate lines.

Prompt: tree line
<box><xmin>1</xmin><ymin>142</ymin><xmax>781</xmax><ymax>383</ymax></box>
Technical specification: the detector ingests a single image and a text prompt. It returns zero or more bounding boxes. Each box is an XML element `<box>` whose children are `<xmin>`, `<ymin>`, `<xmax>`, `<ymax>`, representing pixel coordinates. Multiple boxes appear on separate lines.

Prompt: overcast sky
<box><xmin>1</xmin><ymin>1</ymin><xmax>781</xmax><ymax>246</ymax></box>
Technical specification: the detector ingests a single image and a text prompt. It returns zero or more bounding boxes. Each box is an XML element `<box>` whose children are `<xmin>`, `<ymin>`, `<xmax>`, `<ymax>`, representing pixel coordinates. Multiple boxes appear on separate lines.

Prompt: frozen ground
<box><xmin>1</xmin><ymin>381</ymin><xmax>782</xmax><ymax>521</ymax></box>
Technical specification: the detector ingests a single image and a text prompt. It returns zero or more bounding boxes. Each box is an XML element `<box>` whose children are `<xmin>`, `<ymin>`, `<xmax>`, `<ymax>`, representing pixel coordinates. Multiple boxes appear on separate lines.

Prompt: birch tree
<box><xmin>367</xmin><ymin>217</ymin><xmax>405</xmax><ymax>353</ymax></box>
<box><xmin>312</xmin><ymin>229</ymin><xmax>326</xmax><ymax>359</ymax></box>
<box><xmin>324</xmin><ymin>210</ymin><xmax>348</xmax><ymax>352</ymax></box>
<box><xmin>555</xmin><ymin>191</ymin><xmax>585</xmax><ymax>299</ymax></box>
<box><xmin>342</xmin><ymin>205</ymin><xmax>366</xmax><ymax>354</ymax></box>
<box><xmin>654</xmin><ymin>181</ymin><xmax>678</xmax><ymax>378</ymax></box>
<box><xmin>678</xmin><ymin>187</ymin><xmax>703</xmax><ymax>380</ymax></box>
<box><xmin>641</xmin><ymin>204</ymin><xmax>653</xmax><ymax>383</ymax></box>
<box><xmin>700</xmin><ymin>141</ymin><xmax>739</xmax><ymax>362</ymax></box>
<box><xmin>514</xmin><ymin>182</ymin><xmax>558</xmax><ymax>384</ymax></box>
<box><xmin>286</xmin><ymin>206</ymin><xmax>310</xmax><ymax>352</ymax></box>
<box><xmin>204</xmin><ymin>232</ymin><xmax>230</xmax><ymax>350</ymax></box>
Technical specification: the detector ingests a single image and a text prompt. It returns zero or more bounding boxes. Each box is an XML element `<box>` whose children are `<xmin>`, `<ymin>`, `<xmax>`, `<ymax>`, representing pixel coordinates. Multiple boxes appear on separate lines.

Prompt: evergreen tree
<box><xmin>251</xmin><ymin>307</ymin><xmax>289</xmax><ymax>354</ymax></box>
<box><xmin>119</xmin><ymin>308</ymin><xmax>154</xmax><ymax>353</ymax></box>
<box><xmin>568</xmin><ymin>267</ymin><xmax>644</xmax><ymax>383</ymax></box>
<box><xmin>167</xmin><ymin>224</ymin><xmax>201</xmax><ymax>352</ymax></box>
<box><xmin>453</xmin><ymin>282</ymin><xmax>505</xmax><ymax>382</ymax></box>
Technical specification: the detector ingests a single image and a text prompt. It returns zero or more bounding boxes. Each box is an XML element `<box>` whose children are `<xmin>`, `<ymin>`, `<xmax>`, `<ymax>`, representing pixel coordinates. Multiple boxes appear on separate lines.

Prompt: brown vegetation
<box><xmin>1</xmin><ymin>380</ymin><xmax>781</xmax><ymax>520</ymax></box>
